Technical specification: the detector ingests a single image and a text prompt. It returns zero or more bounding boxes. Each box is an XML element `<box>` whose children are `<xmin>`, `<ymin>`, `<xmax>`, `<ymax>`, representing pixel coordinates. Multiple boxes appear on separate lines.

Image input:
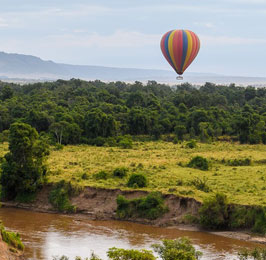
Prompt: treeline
<box><xmin>0</xmin><ymin>79</ymin><xmax>265</xmax><ymax>144</ymax></box>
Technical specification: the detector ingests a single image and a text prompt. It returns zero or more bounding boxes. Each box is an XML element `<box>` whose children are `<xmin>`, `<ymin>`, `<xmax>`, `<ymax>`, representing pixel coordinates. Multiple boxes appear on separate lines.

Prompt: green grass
<box><xmin>0</xmin><ymin>141</ymin><xmax>266</xmax><ymax>206</ymax></box>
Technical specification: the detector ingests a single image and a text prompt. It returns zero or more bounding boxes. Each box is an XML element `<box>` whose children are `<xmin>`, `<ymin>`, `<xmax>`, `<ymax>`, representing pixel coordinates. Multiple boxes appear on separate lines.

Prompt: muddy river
<box><xmin>0</xmin><ymin>208</ymin><xmax>264</xmax><ymax>260</ymax></box>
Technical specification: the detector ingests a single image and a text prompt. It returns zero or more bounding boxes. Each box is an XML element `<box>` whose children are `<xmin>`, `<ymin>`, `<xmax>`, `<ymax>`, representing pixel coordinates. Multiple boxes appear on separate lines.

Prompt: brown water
<box><xmin>0</xmin><ymin>208</ymin><xmax>264</xmax><ymax>260</ymax></box>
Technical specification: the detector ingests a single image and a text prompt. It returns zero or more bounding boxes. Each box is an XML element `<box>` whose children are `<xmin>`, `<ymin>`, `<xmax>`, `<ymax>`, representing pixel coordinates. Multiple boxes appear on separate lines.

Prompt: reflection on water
<box><xmin>0</xmin><ymin>208</ymin><xmax>264</xmax><ymax>260</ymax></box>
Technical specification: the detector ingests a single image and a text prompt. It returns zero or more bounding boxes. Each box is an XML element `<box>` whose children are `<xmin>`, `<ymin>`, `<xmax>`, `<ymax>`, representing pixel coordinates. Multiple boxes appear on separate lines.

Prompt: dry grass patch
<box><xmin>1</xmin><ymin>141</ymin><xmax>266</xmax><ymax>206</ymax></box>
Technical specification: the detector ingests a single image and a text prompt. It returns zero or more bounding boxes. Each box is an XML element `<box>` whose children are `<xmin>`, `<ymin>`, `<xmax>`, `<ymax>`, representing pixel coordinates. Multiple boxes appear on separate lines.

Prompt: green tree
<box><xmin>0</xmin><ymin>123</ymin><xmax>49</xmax><ymax>199</ymax></box>
<box><xmin>84</xmin><ymin>109</ymin><xmax>117</xmax><ymax>138</ymax></box>
<box><xmin>199</xmin><ymin>193</ymin><xmax>228</xmax><ymax>229</ymax></box>
<box><xmin>107</xmin><ymin>247</ymin><xmax>155</xmax><ymax>260</ymax></box>
<box><xmin>0</xmin><ymin>85</ymin><xmax>13</xmax><ymax>101</ymax></box>
<box><xmin>174</xmin><ymin>124</ymin><xmax>187</xmax><ymax>141</ymax></box>
<box><xmin>152</xmin><ymin>238</ymin><xmax>202</xmax><ymax>260</ymax></box>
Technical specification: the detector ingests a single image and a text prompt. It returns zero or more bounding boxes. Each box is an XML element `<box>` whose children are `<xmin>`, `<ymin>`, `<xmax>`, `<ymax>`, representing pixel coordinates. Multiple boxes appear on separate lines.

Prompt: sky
<box><xmin>0</xmin><ymin>0</ymin><xmax>266</xmax><ymax>77</ymax></box>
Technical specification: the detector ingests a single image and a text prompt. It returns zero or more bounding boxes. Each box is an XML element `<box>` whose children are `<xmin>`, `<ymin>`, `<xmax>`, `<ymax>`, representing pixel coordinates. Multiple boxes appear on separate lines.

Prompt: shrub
<box><xmin>49</xmin><ymin>180</ymin><xmax>78</xmax><ymax>213</ymax></box>
<box><xmin>189</xmin><ymin>177</ymin><xmax>211</xmax><ymax>192</ymax></box>
<box><xmin>15</xmin><ymin>192</ymin><xmax>36</xmax><ymax>203</ymax></box>
<box><xmin>226</xmin><ymin>158</ymin><xmax>251</xmax><ymax>166</ymax></box>
<box><xmin>252</xmin><ymin>209</ymin><xmax>266</xmax><ymax>234</ymax></box>
<box><xmin>176</xmin><ymin>179</ymin><xmax>183</xmax><ymax>186</ymax></box>
<box><xmin>183</xmin><ymin>214</ymin><xmax>199</xmax><ymax>225</ymax></box>
<box><xmin>54</xmin><ymin>143</ymin><xmax>64</xmax><ymax>150</ymax></box>
<box><xmin>92</xmin><ymin>137</ymin><xmax>106</xmax><ymax>147</ymax></box>
<box><xmin>186</xmin><ymin>140</ymin><xmax>197</xmax><ymax>149</ymax></box>
<box><xmin>105</xmin><ymin>137</ymin><xmax>117</xmax><ymax>147</ymax></box>
<box><xmin>94</xmin><ymin>171</ymin><xmax>108</xmax><ymax>180</ymax></box>
<box><xmin>116</xmin><ymin>192</ymin><xmax>168</xmax><ymax>220</ymax></box>
<box><xmin>152</xmin><ymin>237</ymin><xmax>202</xmax><ymax>260</ymax></box>
<box><xmin>0</xmin><ymin>221</ymin><xmax>24</xmax><ymax>250</ymax></box>
<box><xmin>118</xmin><ymin>135</ymin><xmax>133</xmax><ymax>149</ymax></box>
<box><xmin>81</xmin><ymin>173</ymin><xmax>89</xmax><ymax>180</ymax></box>
<box><xmin>238</xmin><ymin>248</ymin><xmax>266</xmax><ymax>260</ymax></box>
<box><xmin>127</xmin><ymin>174</ymin><xmax>147</xmax><ymax>188</ymax></box>
<box><xmin>187</xmin><ymin>156</ymin><xmax>209</xmax><ymax>171</ymax></box>
<box><xmin>113</xmin><ymin>167</ymin><xmax>128</xmax><ymax>178</ymax></box>
<box><xmin>229</xmin><ymin>206</ymin><xmax>266</xmax><ymax>234</ymax></box>
<box><xmin>199</xmin><ymin>193</ymin><xmax>228</xmax><ymax>229</ymax></box>
<box><xmin>52</xmin><ymin>256</ymin><xmax>69</xmax><ymax>260</ymax></box>
<box><xmin>172</xmin><ymin>137</ymin><xmax>179</xmax><ymax>144</ymax></box>
<box><xmin>107</xmin><ymin>247</ymin><xmax>155</xmax><ymax>260</ymax></box>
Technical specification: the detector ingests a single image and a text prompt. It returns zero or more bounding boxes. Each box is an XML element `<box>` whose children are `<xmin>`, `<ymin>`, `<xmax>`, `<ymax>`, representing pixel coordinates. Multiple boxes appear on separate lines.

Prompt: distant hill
<box><xmin>0</xmin><ymin>51</ymin><xmax>266</xmax><ymax>86</ymax></box>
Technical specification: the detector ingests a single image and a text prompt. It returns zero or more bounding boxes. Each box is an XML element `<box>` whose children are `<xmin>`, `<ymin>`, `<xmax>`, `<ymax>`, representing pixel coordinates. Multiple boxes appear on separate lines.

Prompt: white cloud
<box><xmin>44</xmin><ymin>30</ymin><xmax>160</xmax><ymax>48</ymax></box>
<box><xmin>194</xmin><ymin>22</ymin><xmax>215</xmax><ymax>28</ymax></box>
<box><xmin>46</xmin><ymin>5</ymin><xmax>111</xmax><ymax>17</ymax></box>
<box><xmin>0</xmin><ymin>5</ymin><xmax>112</xmax><ymax>18</ymax></box>
<box><xmin>0</xmin><ymin>17</ymin><xmax>8</xmax><ymax>28</ymax></box>
<box><xmin>200</xmin><ymin>35</ymin><xmax>266</xmax><ymax>45</ymax></box>
<box><xmin>222</xmin><ymin>0</ymin><xmax>266</xmax><ymax>4</ymax></box>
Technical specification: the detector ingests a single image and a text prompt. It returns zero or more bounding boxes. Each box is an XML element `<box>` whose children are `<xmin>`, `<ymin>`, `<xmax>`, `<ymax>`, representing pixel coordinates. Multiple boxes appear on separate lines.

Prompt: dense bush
<box><xmin>186</xmin><ymin>140</ymin><xmax>197</xmax><ymax>149</ymax></box>
<box><xmin>238</xmin><ymin>248</ymin><xmax>266</xmax><ymax>259</ymax></box>
<box><xmin>127</xmin><ymin>173</ymin><xmax>147</xmax><ymax>188</ymax></box>
<box><xmin>94</xmin><ymin>171</ymin><xmax>108</xmax><ymax>180</ymax></box>
<box><xmin>229</xmin><ymin>205</ymin><xmax>266</xmax><ymax>234</ymax></box>
<box><xmin>199</xmin><ymin>194</ymin><xmax>266</xmax><ymax>233</ymax></box>
<box><xmin>199</xmin><ymin>193</ymin><xmax>228</xmax><ymax>229</ymax></box>
<box><xmin>53</xmin><ymin>238</ymin><xmax>202</xmax><ymax>260</ymax></box>
<box><xmin>187</xmin><ymin>156</ymin><xmax>209</xmax><ymax>171</ymax></box>
<box><xmin>118</xmin><ymin>135</ymin><xmax>133</xmax><ymax>149</ymax></box>
<box><xmin>113</xmin><ymin>167</ymin><xmax>128</xmax><ymax>178</ymax></box>
<box><xmin>152</xmin><ymin>237</ymin><xmax>202</xmax><ymax>260</ymax></box>
<box><xmin>116</xmin><ymin>192</ymin><xmax>168</xmax><ymax>220</ymax></box>
<box><xmin>0</xmin><ymin>221</ymin><xmax>24</xmax><ymax>250</ymax></box>
<box><xmin>189</xmin><ymin>177</ymin><xmax>211</xmax><ymax>192</ymax></box>
<box><xmin>49</xmin><ymin>180</ymin><xmax>79</xmax><ymax>213</ymax></box>
<box><xmin>107</xmin><ymin>247</ymin><xmax>155</xmax><ymax>260</ymax></box>
<box><xmin>226</xmin><ymin>158</ymin><xmax>251</xmax><ymax>166</ymax></box>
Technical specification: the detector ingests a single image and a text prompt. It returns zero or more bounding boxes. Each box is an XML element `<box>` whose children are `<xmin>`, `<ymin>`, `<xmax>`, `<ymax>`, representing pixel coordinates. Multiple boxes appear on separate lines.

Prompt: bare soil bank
<box><xmin>0</xmin><ymin>236</ymin><xmax>24</xmax><ymax>260</ymax></box>
<box><xmin>2</xmin><ymin>185</ymin><xmax>266</xmax><ymax>245</ymax></box>
<box><xmin>2</xmin><ymin>185</ymin><xmax>200</xmax><ymax>225</ymax></box>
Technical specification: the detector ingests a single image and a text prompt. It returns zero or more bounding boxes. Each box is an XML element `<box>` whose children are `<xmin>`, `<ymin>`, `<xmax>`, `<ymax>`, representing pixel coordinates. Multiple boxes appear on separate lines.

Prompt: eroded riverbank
<box><xmin>1</xmin><ymin>185</ymin><xmax>266</xmax><ymax>247</ymax></box>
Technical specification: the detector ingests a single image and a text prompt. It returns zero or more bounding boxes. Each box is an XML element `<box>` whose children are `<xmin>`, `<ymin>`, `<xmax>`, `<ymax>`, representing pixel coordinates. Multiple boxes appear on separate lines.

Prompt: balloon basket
<box><xmin>176</xmin><ymin>76</ymin><xmax>183</xmax><ymax>80</ymax></box>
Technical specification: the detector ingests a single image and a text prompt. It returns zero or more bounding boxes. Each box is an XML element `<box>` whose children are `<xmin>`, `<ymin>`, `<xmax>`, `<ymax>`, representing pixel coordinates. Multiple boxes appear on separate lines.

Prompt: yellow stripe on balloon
<box><xmin>168</xmin><ymin>30</ymin><xmax>178</xmax><ymax>71</ymax></box>
<box><xmin>182</xmin><ymin>30</ymin><xmax>193</xmax><ymax>71</ymax></box>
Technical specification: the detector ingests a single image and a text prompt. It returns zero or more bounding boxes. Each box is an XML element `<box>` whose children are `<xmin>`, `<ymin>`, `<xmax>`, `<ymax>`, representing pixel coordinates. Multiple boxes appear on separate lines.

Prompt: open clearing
<box><xmin>1</xmin><ymin>141</ymin><xmax>266</xmax><ymax>206</ymax></box>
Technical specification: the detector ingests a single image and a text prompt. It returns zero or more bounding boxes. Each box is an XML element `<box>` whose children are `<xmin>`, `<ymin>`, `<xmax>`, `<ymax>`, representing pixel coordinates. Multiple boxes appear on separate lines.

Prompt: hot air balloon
<box><xmin>160</xmin><ymin>29</ymin><xmax>200</xmax><ymax>80</ymax></box>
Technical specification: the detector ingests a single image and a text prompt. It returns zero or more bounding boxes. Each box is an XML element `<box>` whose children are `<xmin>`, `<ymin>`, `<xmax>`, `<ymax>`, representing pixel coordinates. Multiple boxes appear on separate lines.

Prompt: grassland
<box><xmin>1</xmin><ymin>141</ymin><xmax>266</xmax><ymax>206</ymax></box>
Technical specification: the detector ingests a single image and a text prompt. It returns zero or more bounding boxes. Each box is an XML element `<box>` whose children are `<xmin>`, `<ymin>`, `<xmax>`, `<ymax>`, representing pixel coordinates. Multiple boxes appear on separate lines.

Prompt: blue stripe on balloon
<box><xmin>164</xmin><ymin>30</ymin><xmax>175</xmax><ymax>69</ymax></box>
<box><xmin>180</xmin><ymin>30</ymin><xmax>188</xmax><ymax>71</ymax></box>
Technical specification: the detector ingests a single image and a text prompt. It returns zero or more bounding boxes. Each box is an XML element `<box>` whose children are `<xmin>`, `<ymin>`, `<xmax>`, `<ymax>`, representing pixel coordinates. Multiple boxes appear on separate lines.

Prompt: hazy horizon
<box><xmin>0</xmin><ymin>0</ymin><xmax>265</xmax><ymax>77</ymax></box>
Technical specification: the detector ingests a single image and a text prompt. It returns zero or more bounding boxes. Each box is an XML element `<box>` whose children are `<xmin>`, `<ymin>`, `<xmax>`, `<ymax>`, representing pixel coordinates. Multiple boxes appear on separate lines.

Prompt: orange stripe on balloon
<box><xmin>183</xmin><ymin>31</ymin><xmax>200</xmax><ymax>72</ymax></box>
<box><xmin>168</xmin><ymin>30</ymin><xmax>178</xmax><ymax>72</ymax></box>
<box><xmin>183</xmin><ymin>31</ymin><xmax>196</xmax><ymax>71</ymax></box>
<box><xmin>160</xmin><ymin>31</ymin><xmax>176</xmax><ymax>71</ymax></box>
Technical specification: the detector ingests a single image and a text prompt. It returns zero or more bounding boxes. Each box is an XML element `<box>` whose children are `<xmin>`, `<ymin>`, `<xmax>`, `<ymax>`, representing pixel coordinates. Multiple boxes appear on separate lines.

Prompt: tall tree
<box><xmin>0</xmin><ymin>123</ymin><xmax>49</xmax><ymax>199</ymax></box>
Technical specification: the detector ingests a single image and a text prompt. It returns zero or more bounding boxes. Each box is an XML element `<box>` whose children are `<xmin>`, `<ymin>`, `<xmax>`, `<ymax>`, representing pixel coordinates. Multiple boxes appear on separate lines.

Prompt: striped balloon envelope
<box><xmin>160</xmin><ymin>30</ymin><xmax>200</xmax><ymax>77</ymax></box>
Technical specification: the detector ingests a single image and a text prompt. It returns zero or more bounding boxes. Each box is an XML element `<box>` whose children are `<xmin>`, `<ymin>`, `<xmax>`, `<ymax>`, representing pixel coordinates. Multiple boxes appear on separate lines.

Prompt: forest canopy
<box><xmin>0</xmin><ymin>79</ymin><xmax>265</xmax><ymax>145</ymax></box>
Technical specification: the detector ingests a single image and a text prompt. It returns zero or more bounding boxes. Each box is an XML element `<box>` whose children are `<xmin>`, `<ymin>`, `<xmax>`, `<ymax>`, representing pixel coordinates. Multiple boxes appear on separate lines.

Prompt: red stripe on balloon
<box><xmin>176</xmin><ymin>30</ymin><xmax>183</xmax><ymax>74</ymax></box>
<box><xmin>195</xmin><ymin>33</ymin><xmax>200</xmax><ymax>56</ymax></box>
<box><xmin>172</xmin><ymin>30</ymin><xmax>179</xmax><ymax>73</ymax></box>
